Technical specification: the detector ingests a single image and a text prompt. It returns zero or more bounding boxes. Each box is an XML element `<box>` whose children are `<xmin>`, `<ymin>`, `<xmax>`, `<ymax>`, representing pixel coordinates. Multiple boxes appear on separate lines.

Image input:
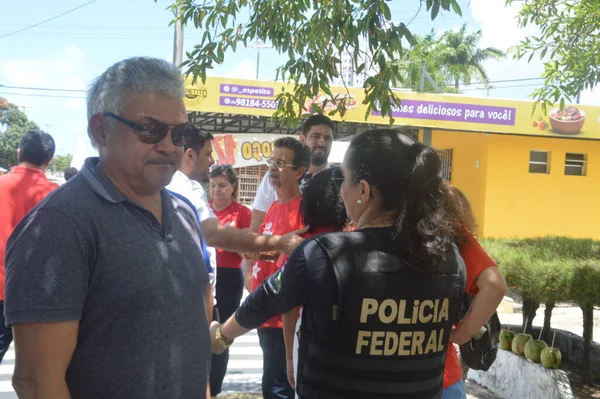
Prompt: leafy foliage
<box><xmin>49</xmin><ymin>154</ymin><xmax>73</xmax><ymax>172</ymax></box>
<box><xmin>508</xmin><ymin>0</ymin><xmax>600</xmax><ymax>113</ymax></box>
<box><xmin>0</xmin><ymin>99</ymin><xmax>39</xmax><ymax>168</ymax></box>
<box><xmin>481</xmin><ymin>236</ymin><xmax>600</xmax><ymax>380</ymax></box>
<box><xmin>167</xmin><ymin>0</ymin><xmax>462</xmax><ymax>126</ymax></box>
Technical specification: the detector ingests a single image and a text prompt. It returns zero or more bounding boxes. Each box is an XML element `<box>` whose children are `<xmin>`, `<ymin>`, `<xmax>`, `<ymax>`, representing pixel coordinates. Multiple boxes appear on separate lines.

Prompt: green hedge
<box><xmin>480</xmin><ymin>236</ymin><xmax>600</xmax><ymax>381</ymax></box>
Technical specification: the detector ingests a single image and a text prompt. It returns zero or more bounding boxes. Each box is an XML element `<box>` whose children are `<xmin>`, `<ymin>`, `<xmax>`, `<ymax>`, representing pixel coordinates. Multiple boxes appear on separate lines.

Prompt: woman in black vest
<box><xmin>210</xmin><ymin>129</ymin><xmax>466</xmax><ymax>399</ymax></box>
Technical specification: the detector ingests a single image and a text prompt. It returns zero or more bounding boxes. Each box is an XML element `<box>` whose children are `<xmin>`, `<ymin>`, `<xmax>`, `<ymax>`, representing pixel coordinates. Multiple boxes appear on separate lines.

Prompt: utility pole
<box><xmin>173</xmin><ymin>5</ymin><xmax>183</xmax><ymax>68</ymax></box>
<box><xmin>249</xmin><ymin>41</ymin><xmax>273</xmax><ymax>80</ymax></box>
<box><xmin>44</xmin><ymin>124</ymin><xmax>53</xmax><ymax>133</ymax></box>
<box><xmin>487</xmin><ymin>85</ymin><xmax>495</xmax><ymax>97</ymax></box>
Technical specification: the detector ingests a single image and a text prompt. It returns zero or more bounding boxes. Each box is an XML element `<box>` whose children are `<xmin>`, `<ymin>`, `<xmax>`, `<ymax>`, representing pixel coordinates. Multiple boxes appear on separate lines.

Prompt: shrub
<box><xmin>480</xmin><ymin>236</ymin><xmax>600</xmax><ymax>381</ymax></box>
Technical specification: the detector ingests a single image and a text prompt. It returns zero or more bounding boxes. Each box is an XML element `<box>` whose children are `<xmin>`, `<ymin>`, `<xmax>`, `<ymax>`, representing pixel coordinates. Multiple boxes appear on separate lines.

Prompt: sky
<box><xmin>0</xmin><ymin>0</ymin><xmax>598</xmax><ymax>156</ymax></box>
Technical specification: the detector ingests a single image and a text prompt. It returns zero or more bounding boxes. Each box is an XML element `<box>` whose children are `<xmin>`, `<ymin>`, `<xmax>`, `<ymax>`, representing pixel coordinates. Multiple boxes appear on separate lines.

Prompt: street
<box><xmin>0</xmin><ymin>329</ymin><xmax>497</xmax><ymax>398</ymax></box>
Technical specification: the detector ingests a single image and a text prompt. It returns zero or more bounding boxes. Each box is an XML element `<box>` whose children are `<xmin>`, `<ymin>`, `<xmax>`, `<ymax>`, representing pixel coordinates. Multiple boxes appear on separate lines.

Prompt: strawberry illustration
<box><xmin>532</xmin><ymin>121</ymin><xmax>538</xmax><ymax>127</ymax></box>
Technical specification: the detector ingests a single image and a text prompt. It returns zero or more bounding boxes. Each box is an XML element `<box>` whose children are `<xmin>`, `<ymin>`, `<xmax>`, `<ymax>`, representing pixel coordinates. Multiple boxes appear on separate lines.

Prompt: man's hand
<box><xmin>277</xmin><ymin>226</ymin><xmax>309</xmax><ymax>256</ymax></box>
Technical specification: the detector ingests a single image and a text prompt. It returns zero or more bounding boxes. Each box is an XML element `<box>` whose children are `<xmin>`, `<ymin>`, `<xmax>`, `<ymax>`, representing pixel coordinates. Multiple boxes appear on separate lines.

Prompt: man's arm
<box><xmin>12</xmin><ymin>321</ymin><xmax>79</xmax><ymax>399</ymax></box>
<box><xmin>201</xmin><ymin>218</ymin><xmax>305</xmax><ymax>256</ymax></box>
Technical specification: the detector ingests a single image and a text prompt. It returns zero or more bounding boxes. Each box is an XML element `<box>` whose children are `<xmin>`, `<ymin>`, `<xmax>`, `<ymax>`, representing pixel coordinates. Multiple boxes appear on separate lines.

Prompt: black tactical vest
<box><xmin>296</xmin><ymin>231</ymin><xmax>465</xmax><ymax>399</ymax></box>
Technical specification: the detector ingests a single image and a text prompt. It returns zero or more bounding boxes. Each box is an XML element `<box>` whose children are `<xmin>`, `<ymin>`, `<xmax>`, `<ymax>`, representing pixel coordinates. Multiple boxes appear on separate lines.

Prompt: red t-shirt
<box><xmin>210</xmin><ymin>201</ymin><xmax>251</xmax><ymax>269</ymax></box>
<box><xmin>0</xmin><ymin>166</ymin><xmax>58</xmax><ymax>300</ymax></box>
<box><xmin>251</xmin><ymin>195</ymin><xmax>304</xmax><ymax>329</ymax></box>
<box><xmin>443</xmin><ymin>234</ymin><xmax>497</xmax><ymax>388</ymax></box>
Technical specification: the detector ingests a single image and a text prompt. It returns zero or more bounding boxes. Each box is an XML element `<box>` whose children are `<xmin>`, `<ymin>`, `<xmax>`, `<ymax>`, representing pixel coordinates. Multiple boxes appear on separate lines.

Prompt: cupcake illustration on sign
<box><xmin>549</xmin><ymin>106</ymin><xmax>586</xmax><ymax>135</ymax></box>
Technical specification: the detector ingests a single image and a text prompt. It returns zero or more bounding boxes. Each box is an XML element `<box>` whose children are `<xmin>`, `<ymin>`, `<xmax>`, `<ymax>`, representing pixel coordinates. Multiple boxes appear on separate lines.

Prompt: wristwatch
<box><xmin>215</xmin><ymin>327</ymin><xmax>234</xmax><ymax>349</ymax></box>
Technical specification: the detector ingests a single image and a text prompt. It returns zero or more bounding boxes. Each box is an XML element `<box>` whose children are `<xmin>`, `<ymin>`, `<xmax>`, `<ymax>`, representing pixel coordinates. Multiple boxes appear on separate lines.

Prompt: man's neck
<box><xmin>98</xmin><ymin>162</ymin><xmax>162</xmax><ymax>209</ymax></box>
<box><xmin>275</xmin><ymin>185</ymin><xmax>301</xmax><ymax>204</ymax></box>
<box><xmin>178</xmin><ymin>165</ymin><xmax>193</xmax><ymax>180</ymax></box>
<box><xmin>18</xmin><ymin>162</ymin><xmax>46</xmax><ymax>172</ymax></box>
<box><xmin>307</xmin><ymin>163</ymin><xmax>327</xmax><ymax>175</ymax></box>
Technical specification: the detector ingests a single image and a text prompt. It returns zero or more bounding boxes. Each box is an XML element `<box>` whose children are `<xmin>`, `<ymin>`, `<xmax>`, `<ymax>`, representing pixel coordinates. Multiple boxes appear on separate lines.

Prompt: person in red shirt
<box><xmin>279</xmin><ymin>167</ymin><xmax>349</xmax><ymax>392</ymax></box>
<box><xmin>208</xmin><ymin>164</ymin><xmax>252</xmax><ymax>397</ymax></box>
<box><xmin>443</xmin><ymin>185</ymin><xmax>507</xmax><ymax>399</ymax></box>
<box><xmin>249</xmin><ymin>137</ymin><xmax>310</xmax><ymax>399</ymax></box>
<box><xmin>0</xmin><ymin>130</ymin><xmax>58</xmax><ymax>361</ymax></box>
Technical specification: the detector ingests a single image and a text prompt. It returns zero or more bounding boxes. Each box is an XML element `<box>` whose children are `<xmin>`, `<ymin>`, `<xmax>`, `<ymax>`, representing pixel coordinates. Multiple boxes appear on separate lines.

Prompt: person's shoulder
<box><xmin>33</xmin><ymin>174</ymin><xmax>105</xmax><ymax>222</ymax></box>
<box><xmin>232</xmin><ymin>200</ymin><xmax>251</xmax><ymax>213</ymax></box>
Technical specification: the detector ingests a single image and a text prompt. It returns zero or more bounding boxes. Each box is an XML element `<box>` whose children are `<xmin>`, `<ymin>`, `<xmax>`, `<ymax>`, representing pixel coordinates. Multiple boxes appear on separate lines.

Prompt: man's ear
<box><xmin>299</xmin><ymin>134</ymin><xmax>306</xmax><ymax>143</ymax></box>
<box><xmin>184</xmin><ymin>148</ymin><xmax>196</xmax><ymax>162</ymax></box>
<box><xmin>89</xmin><ymin>114</ymin><xmax>108</xmax><ymax>147</ymax></box>
<box><xmin>295</xmin><ymin>166</ymin><xmax>307</xmax><ymax>181</ymax></box>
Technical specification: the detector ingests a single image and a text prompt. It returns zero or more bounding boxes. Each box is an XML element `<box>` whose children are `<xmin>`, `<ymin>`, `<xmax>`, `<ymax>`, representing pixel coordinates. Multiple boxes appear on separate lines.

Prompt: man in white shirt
<box><xmin>249</xmin><ymin>114</ymin><xmax>335</xmax><ymax>232</ymax></box>
<box><xmin>167</xmin><ymin>136</ymin><xmax>219</xmax><ymax>307</ymax></box>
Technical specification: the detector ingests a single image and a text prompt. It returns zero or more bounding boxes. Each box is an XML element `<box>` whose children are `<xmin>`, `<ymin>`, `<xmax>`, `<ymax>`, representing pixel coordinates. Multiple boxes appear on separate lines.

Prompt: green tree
<box><xmin>49</xmin><ymin>154</ymin><xmax>73</xmax><ymax>172</ymax></box>
<box><xmin>0</xmin><ymin>99</ymin><xmax>39</xmax><ymax>168</ymax></box>
<box><xmin>508</xmin><ymin>0</ymin><xmax>600</xmax><ymax>112</ymax></box>
<box><xmin>438</xmin><ymin>24</ymin><xmax>505</xmax><ymax>92</ymax></box>
<box><xmin>400</xmin><ymin>30</ymin><xmax>454</xmax><ymax>93</ymax></box>
<box><xmin>168</xmin><ymin>0</ymin><xmax>462</xmax><ymax>125</ymax></box>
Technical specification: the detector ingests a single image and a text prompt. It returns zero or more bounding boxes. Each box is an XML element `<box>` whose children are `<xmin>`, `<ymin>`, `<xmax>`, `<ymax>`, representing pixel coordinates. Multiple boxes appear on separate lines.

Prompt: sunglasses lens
<box><xmin>138</xmin><ymin>122</ymin><xmax>169</xmax><ymax>144</ymax></box>
<box><xmin>171</xmin><ymin>124</ymin><xmax>192</xmax><ymax>146</ymax></box>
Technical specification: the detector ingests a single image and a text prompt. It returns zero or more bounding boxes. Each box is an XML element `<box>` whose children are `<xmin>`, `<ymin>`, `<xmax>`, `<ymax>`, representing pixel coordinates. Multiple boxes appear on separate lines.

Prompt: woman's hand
<box><xmin>450</xmin><ymin>324</ymin><xmax>472</xmax><ymax>345</ymax></box>
<box><xmin>286</xmin><ymin>356</ymin><xmax>296</xmax><ymax>389</ymax></box>
<box><xmin>209</xmin><ymin>321</ymin><xmax>227</xmax><ymax>355</ymax></box>
<box><xmin>277</xmin><ymin>227</ymin><xmax>309</xmax><ymax>256</ymax></box>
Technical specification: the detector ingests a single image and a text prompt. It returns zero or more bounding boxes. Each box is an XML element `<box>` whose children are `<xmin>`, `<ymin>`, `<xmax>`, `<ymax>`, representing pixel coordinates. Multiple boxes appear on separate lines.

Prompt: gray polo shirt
<box><xmin>5</xmin><ymin>157</ymin><xmax>210</xmax><ymax>399</ymax></box>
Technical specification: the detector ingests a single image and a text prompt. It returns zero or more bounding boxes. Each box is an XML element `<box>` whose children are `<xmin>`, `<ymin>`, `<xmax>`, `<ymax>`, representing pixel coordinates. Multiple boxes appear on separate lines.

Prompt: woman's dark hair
<box><xmin>345</xmin><ymin>129</ymin><xmax>458</xmax><ymax>270</ymax></box>
<box><xmin>300</xmin><ymin>168</ymin><xmax>348</xmax><ymax>232</ymax></box>
<box><xmin>209</xmin><ymin>164</ymin><xmax>238</xmax><ymax>198</ymax></box>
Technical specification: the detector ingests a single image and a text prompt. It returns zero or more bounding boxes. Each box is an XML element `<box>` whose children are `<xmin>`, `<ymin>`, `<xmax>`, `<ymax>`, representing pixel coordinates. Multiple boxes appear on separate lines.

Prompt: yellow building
<box><xmin>428</xmin><ymin>130</ymin><xmax>600</xmax><ymax>240</ymax></box>
<box><xmin>184</xmin><ymin>76</ymin><xmax>600</xmax><ymax>240</ymax></box>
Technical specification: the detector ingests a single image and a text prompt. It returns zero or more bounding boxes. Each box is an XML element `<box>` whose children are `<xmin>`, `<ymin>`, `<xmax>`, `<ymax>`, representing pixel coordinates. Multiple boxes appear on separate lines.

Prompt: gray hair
<box><xmin>86</xmin><ymin>57</ymin><xmax>185</xmax><ymax>146</ymax></box>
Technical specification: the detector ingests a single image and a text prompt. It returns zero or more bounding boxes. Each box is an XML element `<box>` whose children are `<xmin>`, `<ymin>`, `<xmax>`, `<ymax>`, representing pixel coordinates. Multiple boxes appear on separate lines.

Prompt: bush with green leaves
<box><xmin>480</xmin><ymin>236</ymin><xmax>600</xmax><ymax>381</ymax></box>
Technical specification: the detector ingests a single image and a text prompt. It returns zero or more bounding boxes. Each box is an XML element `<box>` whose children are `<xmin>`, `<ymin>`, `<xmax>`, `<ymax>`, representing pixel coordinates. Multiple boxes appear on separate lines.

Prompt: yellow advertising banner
<box><xmin>211</xmin><ymin>133</ymin><xmax>348</xmax><ymax>168</ymax></box>
<box><xmin>185</xmin><ymin>76</ymin><xmax>600</xmax><ymax>141</ymax></box>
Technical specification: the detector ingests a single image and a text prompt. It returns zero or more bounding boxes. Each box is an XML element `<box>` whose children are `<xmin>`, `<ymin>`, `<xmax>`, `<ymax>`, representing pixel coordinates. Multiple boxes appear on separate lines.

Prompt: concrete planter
<box><xmin>503</xmin><ymin>324</ymin><xmax>600</xmax><ymax>375</ymax></box>
<box><xmin>468</xmin><ymin>349</ymin><xmax>574</xmax><ymax>399</ymax></box>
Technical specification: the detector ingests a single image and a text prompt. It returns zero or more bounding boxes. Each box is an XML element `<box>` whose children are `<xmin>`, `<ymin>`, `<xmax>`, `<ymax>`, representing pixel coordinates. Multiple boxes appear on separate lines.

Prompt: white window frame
<box><xmin>564</xmin><ymin>152</ymin><xmax>587</xmax><ymax>176</ymax></box>
<box><xmin>529</xmin><ymin>150</ymin><xmax>550</xmax><ymax>174</ymax></box>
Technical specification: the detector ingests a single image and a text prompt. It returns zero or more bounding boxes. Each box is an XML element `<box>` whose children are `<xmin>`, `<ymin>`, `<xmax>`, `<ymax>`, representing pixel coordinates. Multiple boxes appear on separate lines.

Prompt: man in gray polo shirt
<box><xmin>4</xmin><ymin>57</ymin><xmax>210</xmax><ymax>398</ymax></box>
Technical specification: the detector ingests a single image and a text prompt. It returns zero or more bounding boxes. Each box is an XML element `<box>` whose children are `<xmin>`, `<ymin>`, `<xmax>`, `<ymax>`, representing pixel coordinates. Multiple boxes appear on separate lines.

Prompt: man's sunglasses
<box><xmin>104</xmin><ymin>112</ymin><xmax>192</xmax><ymax>146</ymax></box>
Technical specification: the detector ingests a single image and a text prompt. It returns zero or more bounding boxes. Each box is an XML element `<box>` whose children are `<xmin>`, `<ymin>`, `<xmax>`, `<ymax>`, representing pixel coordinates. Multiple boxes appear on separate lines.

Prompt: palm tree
<box><xmin>399</xmin><ymin>30</ymin><xmax>454</xmax><ymax>93</ymax></box>
<box><xmin>439</xmin><ymin>24</ymin><xmax>505</xmax><ymax>92</ymax></box>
